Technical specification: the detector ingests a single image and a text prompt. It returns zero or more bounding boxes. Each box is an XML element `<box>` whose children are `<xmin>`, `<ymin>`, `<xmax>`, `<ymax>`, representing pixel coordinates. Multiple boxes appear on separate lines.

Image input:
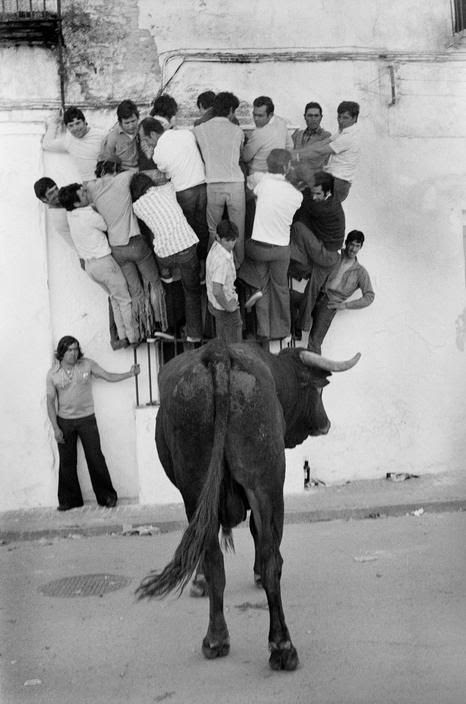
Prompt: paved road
<box><xmin>1</xmin><ymin>512</ymin><xmax>466</xmax><ymax>704</ymax></box>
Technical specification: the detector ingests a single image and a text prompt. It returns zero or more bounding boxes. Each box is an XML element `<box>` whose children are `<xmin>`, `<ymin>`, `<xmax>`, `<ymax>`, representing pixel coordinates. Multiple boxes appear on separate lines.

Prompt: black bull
<box><xmin>137</xmin><ymin>339</ymin><xmax>360</xmax><ymax>671</ymax></box>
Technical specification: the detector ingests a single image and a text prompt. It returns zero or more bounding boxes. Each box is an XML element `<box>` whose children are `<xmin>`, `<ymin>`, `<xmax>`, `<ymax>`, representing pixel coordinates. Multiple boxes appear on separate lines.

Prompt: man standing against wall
<box><xmin>293</xmin><ymin>101</ymin><xmax>360</xmax><ymax>202</ymax></box>
<box><xmin>194</xmin><ymin>91</ymin><xmax>246</xmax><ymax>266</ymax></box>
<box><xmin>99</xmin><ymin>99</ymin><xmax>140</xmax><ymax>172</ymax></box>
<box><xmin>242</xmin><ymin>96</ymin><xmax>293</xmax><ymax>190</ymax></box>
<box><xmin>292</xmin><ymin>101</ymin><xmax>331</xmax><ymax>175</ymax></box>
<box><xmin>42</xmin><ymin>106</ymin><xmax>105</xmax><ymax>182</ymax></box>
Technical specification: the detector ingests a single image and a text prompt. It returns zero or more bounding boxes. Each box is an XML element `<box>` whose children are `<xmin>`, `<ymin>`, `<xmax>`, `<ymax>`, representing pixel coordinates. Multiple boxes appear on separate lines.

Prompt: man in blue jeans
<box><xmin>46</xmin><ymin>336</ymin><xmax>140</xmax><ymax>510</ymax></box>
<box><xmin>307</xmin><ymin>230</ymin><xmax>374</xmax><ymax>353</ymax></box>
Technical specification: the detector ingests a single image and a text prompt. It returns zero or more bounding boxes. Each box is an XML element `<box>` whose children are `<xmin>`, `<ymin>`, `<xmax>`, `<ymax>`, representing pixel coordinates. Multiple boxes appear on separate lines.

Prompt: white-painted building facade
<box><xmin>1</xmin><ymin>0</ymin><xmax>465</xmax><ymax>510</ymax></box>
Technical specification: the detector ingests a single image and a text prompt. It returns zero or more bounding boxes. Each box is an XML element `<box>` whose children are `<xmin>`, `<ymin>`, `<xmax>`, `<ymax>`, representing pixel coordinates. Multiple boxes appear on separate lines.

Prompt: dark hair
<box><xmin>58</xmin><ymin>183</ymin><xmax>82</xmax><ymax>211</ymax></box>
<box><xmin>150</xmin><ymin>94</ymin><xmax>178</xmax><ymax>120</ymax></box>
<box><xmin>117</xmin><ymin>99</ymin><xmax>139</xmax><ymax>122</ymax></box>
<box><xmin>304</xmin><ymin>101</ymin><xmax>322</xmax><ymax>115</ymax></box>
<box><xmin>313</xmin><ymin>170</ymin><xmax>334</xmax><ymax>196</ymax></box>
<box><xmin>213</xmin><ymin>91</ymin><xmax>239</xmax><ymax>117</ymax></box>
<box><xmin>267</xmin><ymin>148</ymin><xmax>291</xmax><ymax>174</ymax></box>
<box><xmin>139</xmin><ymin>116</ymin><xmax>164</xmax><ymax>137</ymax></box>
<box><xmin>253</xmin><ymin>96</ymin><xmax>274</xmax><ymax>116</ymax></box>
<box><xmin>216</xmin><ymin>219</ymin><xmax>239</xmax><ymax>241</ymax></box>
<box><xmin>130</xmin><ymin>173</ymin><xmax>155</xmax><ymax>202</ymax></box>
<box><xmin>95</xmin><ymin>159</ymin><xmax>121</xmax><ymax>178</ymax></box>
<box><xmin>55</xmin><ymin>336</ymin><xmax>83</xmax><ymax>362</ymax></box>
<box><xmin>346</xmin><ymin>229</ymin><xmax>365</xmax><ymax>245</ymax></box>
<box><xmin>34</xmin><ymin>177</ymin><xmax>56</xmax><ymax>201</ymax></box>
<box><xmin>63</xmin><ymin>107</ymin><xmax>85</xmax><ymax>125</ymax></box>
<box><xmin>337</xmin><ymin>101</ymin><xmax>360</xmax><ymax>119</ymax></box>
<box><xmin>197</xmin><ymin>91</ymin><xmax>215</xmax><ymax>110</ymax></box>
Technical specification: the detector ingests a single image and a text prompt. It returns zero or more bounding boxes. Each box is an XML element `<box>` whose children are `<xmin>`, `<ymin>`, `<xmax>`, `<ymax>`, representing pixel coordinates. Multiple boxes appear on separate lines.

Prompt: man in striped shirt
<box><xmin>130</xmin><ymin>173</ymin><xmax>203</xmax><ymax>343</ymax></box>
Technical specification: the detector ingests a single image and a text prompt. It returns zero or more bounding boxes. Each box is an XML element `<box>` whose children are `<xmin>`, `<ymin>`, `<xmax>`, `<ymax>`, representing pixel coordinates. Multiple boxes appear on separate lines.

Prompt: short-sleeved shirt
<box><xmin>153</xmin><ymin>129</ymin><xmax>205</xmax><ymax>192</ymax></box>
<box><xmin>98</xmin><ymin>123</ymin><xmax>138</xmax><ymax>171</ymax></box>
<box><xmin>206</xmin><ymin>241</ymin><xmax>238</xmax><ymax>311</ymax></box>
<box><xmin>194</xmin><ymin>117</ymin><xmax>244</xmax><ymax>183</ymax></box>
<box><xmin>46</xmin><ymin>358</ymin><xmax>95</xmax><ymax>419</ymax></box>
<box><xmin>252</xmin><ymin>173</ymin><xmax>303</xmax><ymax>246</ymax></box>
<box><xmin>132</xmin><ymin>183</ymin><xmax>198</xmax><ymax>258</ymax></box>
<box><xmin>66</xmin><ymin>206</ymin><xmax>111</xmax><ymax>260</ymax></box>
<box><xmin>325</xmin><ymin>123</ymin><xmax>360</xmax><ymax>183</ymax></box>
<box><xmin>43</xmin><ymin>127</ymin><xmax>105</xmax><ymax>182</ymax></box>
<box><xmin>86</xmin><ymin>171</ymin><xmax>140</xmax><ymax>246</ymax></box>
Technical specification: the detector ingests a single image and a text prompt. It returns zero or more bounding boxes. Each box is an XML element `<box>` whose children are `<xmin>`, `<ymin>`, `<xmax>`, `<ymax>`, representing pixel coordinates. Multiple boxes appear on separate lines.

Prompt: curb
<box><xmin>1</xmin><ymin>499</ymin><xmax>464</xmax><ymax>543</ymax></box>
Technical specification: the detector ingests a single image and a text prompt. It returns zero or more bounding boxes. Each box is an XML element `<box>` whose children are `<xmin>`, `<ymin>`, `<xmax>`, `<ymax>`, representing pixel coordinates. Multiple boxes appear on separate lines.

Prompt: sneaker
<box><xmin>186</xmin><ymin>336</ymin><xmax>201</xmax><ymax>343</ymax></box>
<box><xmin>161</xmin><ymin>275</ymin><xmax>174</xmax><ymax>284</ymax></box>
<box><xmin>245</xmin><ymin>290</ymin><xmax>263</xmax><ymax>309</ymax></box>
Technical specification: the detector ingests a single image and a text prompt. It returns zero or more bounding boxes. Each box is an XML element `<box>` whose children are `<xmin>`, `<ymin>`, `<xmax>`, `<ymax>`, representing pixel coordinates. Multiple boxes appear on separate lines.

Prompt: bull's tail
<box><xmin>136</xmin><ymin>340</ymin><xmax>231</xmax><ymax>600</ymax></box>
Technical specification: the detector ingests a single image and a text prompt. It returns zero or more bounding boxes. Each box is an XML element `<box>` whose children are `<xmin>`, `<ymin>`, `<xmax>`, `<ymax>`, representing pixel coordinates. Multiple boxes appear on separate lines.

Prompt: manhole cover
<box><xmin>39</xmin><ymin>573</ymin><xmax>131</xmax><ymax>598</ymax></box>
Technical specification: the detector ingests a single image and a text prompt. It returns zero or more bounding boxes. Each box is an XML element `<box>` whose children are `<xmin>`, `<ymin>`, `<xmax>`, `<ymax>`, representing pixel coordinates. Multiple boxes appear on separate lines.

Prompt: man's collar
<box><xmin>304</xmin><ymin>126</ymin><xmax>323</xmax><ymax>136</ymax></box>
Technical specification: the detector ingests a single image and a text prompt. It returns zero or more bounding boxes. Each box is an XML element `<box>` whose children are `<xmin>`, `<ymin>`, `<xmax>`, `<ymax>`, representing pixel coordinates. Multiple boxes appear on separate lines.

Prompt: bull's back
<box><xmin>156</xmin><ymin>343</ymin><xmax>286</xmax><ymax>495</ymax></box>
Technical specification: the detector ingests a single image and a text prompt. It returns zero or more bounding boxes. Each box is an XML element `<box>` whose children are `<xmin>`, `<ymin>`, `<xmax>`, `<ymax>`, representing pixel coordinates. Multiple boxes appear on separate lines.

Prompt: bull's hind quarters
<box><xmin>138</xmin><ymin>339</ymin><xmax>360</xmax><ymax>669</ymax></box>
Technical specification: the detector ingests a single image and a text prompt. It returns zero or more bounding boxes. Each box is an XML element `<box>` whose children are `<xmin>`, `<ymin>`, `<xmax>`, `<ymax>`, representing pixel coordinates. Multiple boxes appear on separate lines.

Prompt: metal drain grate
<box><xmin>39</xmin><ymin>573</ymin><xmax>131</xmax><ymax>598</ymax></box>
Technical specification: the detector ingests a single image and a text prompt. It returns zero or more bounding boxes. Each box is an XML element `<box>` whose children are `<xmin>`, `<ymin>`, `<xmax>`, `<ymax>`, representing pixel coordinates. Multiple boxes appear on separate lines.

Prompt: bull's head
<box><xmin>280</xmin><ymin>350</ymin><xmax>361</xmax><ymax>448</ymax></box>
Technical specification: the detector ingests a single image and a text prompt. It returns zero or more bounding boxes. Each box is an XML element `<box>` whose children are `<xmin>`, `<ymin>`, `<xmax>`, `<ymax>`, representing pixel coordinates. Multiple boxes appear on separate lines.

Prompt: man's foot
<box><xmin>111</xmin><ymin>338</ymin><xmax>129</xmax><ymax>350</ymax></box>
<box><xmin>102</xmin><ymin>497</ymin><xmax>117</xmax><ymax>508</ymax></box>
<box><xmin>245</xmin><ymin>290</ymin><xmax>263</xmax><ymax>309</ymax></box>
<box><xmin>152</xmin><ymin>331</ymin><xmax>176</xmax><ymax>341</ymax></box>
<box><xmin>57</xmin><ymin>503</ymin><xmax>83</xmax><ymax>511</ymax></box>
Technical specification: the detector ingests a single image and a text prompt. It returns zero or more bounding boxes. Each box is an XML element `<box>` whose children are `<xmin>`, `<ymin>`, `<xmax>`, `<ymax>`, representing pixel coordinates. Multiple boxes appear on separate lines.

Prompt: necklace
<box><xmin>62</xmin><ymin>365</ymin><xmax>74</xmax><ymax>379</ymax></box>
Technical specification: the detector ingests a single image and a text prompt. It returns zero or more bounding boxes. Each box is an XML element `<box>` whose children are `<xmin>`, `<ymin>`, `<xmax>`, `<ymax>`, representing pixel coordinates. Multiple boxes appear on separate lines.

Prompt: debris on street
<box><xmin>386</xmin><ymin>472</ymin><xmax>419</xmax><ymax>482</ymax></box>
<box><xmin>121</xmin><ymin>524</ymin><xmax>160</xmax><ymax>536</ymax></box>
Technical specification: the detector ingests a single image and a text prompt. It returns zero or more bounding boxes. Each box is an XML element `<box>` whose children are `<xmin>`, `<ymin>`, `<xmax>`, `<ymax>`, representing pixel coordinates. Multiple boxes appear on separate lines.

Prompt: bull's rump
<box><xmin>156</xmin><ymin>343</ymin><xmax>287</xmax><ymax>510</ymax></box>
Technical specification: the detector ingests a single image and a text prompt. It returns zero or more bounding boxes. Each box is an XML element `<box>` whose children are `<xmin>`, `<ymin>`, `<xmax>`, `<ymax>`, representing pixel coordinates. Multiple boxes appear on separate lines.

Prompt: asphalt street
<box><xmin>1</xmin><ymin>511</ymin><xmax>466</xmax><ymax>704</ymax></box>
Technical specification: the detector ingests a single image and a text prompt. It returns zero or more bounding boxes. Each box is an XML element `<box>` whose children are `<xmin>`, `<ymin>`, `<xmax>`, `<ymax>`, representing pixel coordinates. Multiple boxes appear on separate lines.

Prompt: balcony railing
<box><xmin>0</xmin><ymin>0</ymin><xmax>60</xmax><ymax>45</ymax></box>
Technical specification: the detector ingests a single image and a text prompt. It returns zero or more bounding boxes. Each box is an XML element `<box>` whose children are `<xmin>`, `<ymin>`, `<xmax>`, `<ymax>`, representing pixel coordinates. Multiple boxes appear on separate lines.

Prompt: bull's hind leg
<box><xmin>248</xmin><ymin>490</ymin><xmax>299</xmax><ymax>671</ymax></box>
<box><xmin>201</xmin><ymin>537</ymin><xmax>230</xmax><ymax>659</ymax></box>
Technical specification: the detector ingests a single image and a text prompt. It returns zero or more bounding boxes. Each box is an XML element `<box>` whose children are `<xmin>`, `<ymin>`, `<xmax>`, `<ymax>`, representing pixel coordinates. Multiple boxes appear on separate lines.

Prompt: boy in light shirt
<box><xmin>206</xmin><ymin>220</ymin><xmax>242</xmax><ymax>343</ymax></box>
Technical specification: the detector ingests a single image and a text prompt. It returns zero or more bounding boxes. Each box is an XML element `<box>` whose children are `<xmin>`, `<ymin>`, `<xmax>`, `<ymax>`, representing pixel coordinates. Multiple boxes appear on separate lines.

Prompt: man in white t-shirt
<box><xmin>42</xmin><ymin>107</ymin><xmax>105</xmax><ymax>182</ymax></box>
<box><xmin>293</xmin><ymin>101</ymin><xmax>360</xmax><ymax>203</ymax></box>
<box><xmin>57</xmin><ymin>183</ymin><xmax>138</xmax><ymax>347</ymax></box>
<box><xmin>238</xmin><ymin>149</ymin><xmax>302</xmax><ymax>340</ymax></box>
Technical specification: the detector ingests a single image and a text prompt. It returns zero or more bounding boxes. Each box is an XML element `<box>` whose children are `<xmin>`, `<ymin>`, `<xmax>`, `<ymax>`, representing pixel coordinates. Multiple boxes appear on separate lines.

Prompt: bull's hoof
<box><xmin>254</xmin><ymin>572</ymin><xmax>263</xmax><ymax>589</ymax></box>
<box><xmin>202</xmin><ymin>636</ymin><xmax>230</xmax><ymax>659</ymax></box>
<box><xmin>190</xmin><ymin>576</ymin><xmax>208</xmax><ymax>598</ymax></box>
<box><xmin>268</xmin><ymin>643</ymin><xmax>299</xmax><ymax>671</ymax></box>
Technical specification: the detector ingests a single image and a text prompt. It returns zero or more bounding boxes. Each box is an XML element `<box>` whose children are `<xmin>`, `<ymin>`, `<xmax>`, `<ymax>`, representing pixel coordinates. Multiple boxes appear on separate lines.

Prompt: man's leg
<box><xmin>56</xmin><ymin>417</ymin><xmax>84</xmax><ymax>509</ymax></box>
<box><xmin>174</xmin><ymin>245</ymin><xmax>203</xmax><ymax>340</ymax></box>
<box><xmin>225</xmin><ymin>181</ymin><xmax>246</xmax><ymax>267</ymax></box>
<box><xmin>267</xmin><ymin>250</ymin><xmax>291</xmax><ymax>340</ymax></box>
<box><xmin>124</xmin><ymin>236</ymin><xmax>167</xmax><ymax>332</ymax></box>
<box><xmin>206</xmin><ymin>184</ymin><xmax>227</xmax><ymax>248</ymax></box>
<box><xmin>111</xmin><ymin>245</ymin><xmax>147</xmax><ymax>339</ymax></box>
<box><xmin>333</xmin><ymin>177</ymin><xmax>351</xmax><ymax>203</ymax></box>
<box><xmin>77</xmin><ymin>414</ymin><xmax>117</xmax><ymax>507</ymax></box>
<box><xmin>307</xmin><ymin>294</ymin><xmax>337</xmax><ymax>353</ymax></box>
<box><xmin>177</xmin><ymin>184</ymin><xmax>209</xmax><ymax>263</ymax></box>
<box><xmin>86</xmin><ymin>256</ymin><xmax>137</xmax><ymax>343</ymax></box>
<box><xmin>213</xmin><ymin>308</ymin><xmax>243</xmax><ymax>344</ymax></box>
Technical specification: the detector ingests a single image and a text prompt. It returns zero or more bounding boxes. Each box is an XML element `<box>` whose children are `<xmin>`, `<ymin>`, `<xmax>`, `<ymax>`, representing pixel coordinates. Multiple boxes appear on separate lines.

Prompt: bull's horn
<box><xmin>299</xmin><ymin>350</ymin><xmax>361</xmax><ymax>372</ymax></box>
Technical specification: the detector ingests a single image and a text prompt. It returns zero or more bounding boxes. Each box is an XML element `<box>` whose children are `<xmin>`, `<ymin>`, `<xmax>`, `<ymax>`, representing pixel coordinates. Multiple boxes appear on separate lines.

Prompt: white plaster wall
<box><xmin>0</xmin><ymin>123</ymin><xmax>56</xmax><ymax>509</ymax></box>
<box><xmin>1</xmin><ymin>0</ymin><xmax>466</xmax><ymax>509</ymax></box>
<box><xmin>139</xmin><ymin>0</ymin><xmax>453</xmax><ymax>54</ymax></box>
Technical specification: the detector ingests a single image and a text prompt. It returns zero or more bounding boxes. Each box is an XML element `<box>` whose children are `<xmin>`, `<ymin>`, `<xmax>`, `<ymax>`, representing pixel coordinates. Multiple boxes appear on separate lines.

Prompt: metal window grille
<box><xmin>454</xmin><ymin>0</ymin><xmax>466</xmax><ymax>32</ymax></box>
<box><xmin>131</xmin><ymin>336</ymin><xmax>295</xmax><ymax>408</ymax></box>
<box><xmin>0</xmin><ymin>0</ymin><xmax>58</xmax><ymax>20</ymax></box>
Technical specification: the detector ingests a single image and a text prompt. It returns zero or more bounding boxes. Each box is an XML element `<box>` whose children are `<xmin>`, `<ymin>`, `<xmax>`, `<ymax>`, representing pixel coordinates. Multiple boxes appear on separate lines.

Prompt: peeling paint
<box><xmin>61</xmin><ymin>0</ymin><xmax>160</xmax><ymax>103</ymax></box>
